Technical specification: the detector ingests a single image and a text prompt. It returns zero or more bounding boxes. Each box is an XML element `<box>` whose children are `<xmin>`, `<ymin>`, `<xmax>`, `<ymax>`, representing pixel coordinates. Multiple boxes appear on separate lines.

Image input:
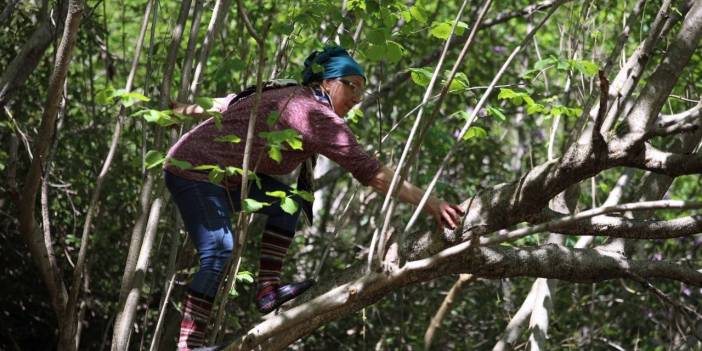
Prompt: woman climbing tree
<box><xmin>164</xmin><ymin>46</ymin><xmax>464</xmax><ymax>350</ymax></box>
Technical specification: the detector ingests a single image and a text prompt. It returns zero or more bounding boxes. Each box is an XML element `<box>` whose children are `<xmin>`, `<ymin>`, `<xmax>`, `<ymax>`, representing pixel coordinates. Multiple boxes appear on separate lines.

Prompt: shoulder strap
<box><xmin>227</xmin><ymin>79</ymin><xmax>300</xmax><ymax>107</ymax></box>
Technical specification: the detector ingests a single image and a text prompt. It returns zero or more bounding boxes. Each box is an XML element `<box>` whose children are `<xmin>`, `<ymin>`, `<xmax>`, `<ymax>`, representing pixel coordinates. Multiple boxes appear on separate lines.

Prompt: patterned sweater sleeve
<box><xmin>301</xmin><ymin>104</ymin><xmax>381</xmax><ymax>185</ymax></box>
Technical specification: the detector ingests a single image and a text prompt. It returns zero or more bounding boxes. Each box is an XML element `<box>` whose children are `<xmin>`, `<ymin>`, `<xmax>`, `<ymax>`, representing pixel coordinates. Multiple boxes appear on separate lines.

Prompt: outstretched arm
<box><xmin>367</xmin><ymin>165</ymin><xmax>464</xmax><ymax>229</ymax></box>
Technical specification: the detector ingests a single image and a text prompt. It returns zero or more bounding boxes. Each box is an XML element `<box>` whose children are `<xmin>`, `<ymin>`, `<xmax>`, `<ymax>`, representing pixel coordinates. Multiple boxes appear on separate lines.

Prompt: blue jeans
<box><xmin>164</xmin><ymin>171</ymin><xmax>301</xmax><ymax>298</ymax></box>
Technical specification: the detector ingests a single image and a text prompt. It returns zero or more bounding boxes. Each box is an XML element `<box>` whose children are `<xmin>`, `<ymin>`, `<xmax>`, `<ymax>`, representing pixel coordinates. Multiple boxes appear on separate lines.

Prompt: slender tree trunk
<box><xmin>15</xmin><ymin>0</ymin><xmax>84</xmax><ymax>326</ymax></box>
<box><xmin>423</xmin><ymin>274</ymin><xmax>474</xmax><ymax>350</ymax></box>
<box><xmin>112</xmin><ymin>197</ymin><xmax>165</xmax><ymax>350</ymax></box>
<box><xmin>106</xmin><ymin>1</ymin><xmax>158</xmax><ymax>349</ymax></box>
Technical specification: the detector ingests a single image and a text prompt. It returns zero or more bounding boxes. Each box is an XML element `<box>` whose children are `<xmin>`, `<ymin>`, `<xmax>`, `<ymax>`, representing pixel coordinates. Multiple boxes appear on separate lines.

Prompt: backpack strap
<box><xmin>227</xmin><ymin>79</ymin><xmax>300</xmax><ymax>107</ymax></box>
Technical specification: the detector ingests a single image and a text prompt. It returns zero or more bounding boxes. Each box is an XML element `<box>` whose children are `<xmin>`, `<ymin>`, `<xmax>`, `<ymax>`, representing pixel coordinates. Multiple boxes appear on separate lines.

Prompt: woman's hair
<box><xmin>301</xmin><ymin>46</ymin><xmax>365</xmax><ymax>85</ymax></box>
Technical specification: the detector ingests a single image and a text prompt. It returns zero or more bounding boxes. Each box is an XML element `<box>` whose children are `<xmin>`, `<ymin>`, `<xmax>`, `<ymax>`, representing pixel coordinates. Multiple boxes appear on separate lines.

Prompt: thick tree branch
<box><xmin>623</xmin><ymin>143</ymin><xmax>702</xmax><ymax>177</ymax></box>
<box><xmin>625</xmin><ymin>1</ymin><xmax>702</xmax><ymax>135</ymax></box>
<box><xmin>222</xmin><ymin>243</ymin><xmax>702</xmax><ymax>350</ymax></box>
<box><xmin>658</xmin><ymin>102</ymin><xmax>702</xmax><ymax>127</ymax></box>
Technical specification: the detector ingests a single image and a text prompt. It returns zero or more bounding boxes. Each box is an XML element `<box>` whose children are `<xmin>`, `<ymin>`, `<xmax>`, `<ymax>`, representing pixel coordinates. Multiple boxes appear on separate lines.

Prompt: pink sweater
<box><xmin>165</xmin><ymin>86</ymin><xmax>381</xmax><ymax>188</ymax></box>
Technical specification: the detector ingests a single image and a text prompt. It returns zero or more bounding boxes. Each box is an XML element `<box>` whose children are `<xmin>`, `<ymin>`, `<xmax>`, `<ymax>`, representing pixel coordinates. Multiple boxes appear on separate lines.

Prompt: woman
<box><xmin>164</xmin><ymin>46</ymin><xmax>463</xmax><ymax>350</ymax></box>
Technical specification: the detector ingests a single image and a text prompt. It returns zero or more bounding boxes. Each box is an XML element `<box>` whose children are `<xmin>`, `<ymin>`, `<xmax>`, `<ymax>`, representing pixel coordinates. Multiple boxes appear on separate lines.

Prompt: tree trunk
<box><xmin>16</xmin><ymin>0</ymin><xmax>84</xmax><ymax>327</ymax></box>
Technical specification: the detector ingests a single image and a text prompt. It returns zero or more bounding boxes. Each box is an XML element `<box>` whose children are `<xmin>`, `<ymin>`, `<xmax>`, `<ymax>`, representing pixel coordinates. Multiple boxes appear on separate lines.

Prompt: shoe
<box><xmin>256</xmin><ymin>279</ymin><xmax>315</xmax><ymax>314</ymax></box>
<box><xmin>276</xmin><ymin>279</ymin><xmax>315</xmax><ymax>307</ymax></box>
<box><xmin>255</xmin><ymin>284</ymin><xmax>278</xmax><ymax>314</ymax></box>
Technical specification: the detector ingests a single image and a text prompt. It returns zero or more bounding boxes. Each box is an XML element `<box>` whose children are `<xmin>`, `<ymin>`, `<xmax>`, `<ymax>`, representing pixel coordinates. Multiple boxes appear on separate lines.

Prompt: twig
<box><xmin>645</xmin><ymin>123</ymin><xmax>700</xmax><ymax>140</ymax></box>
<box><xmin>484</xmin><ymin>200</ymin><xmax>702</xmax><ymax>245</ymax></box>
<box><xmin>403</xmin><ymin>1</ymin><xmax>564</xmax><ymax>234</ymax></box>
<box><xmin>368</xmin><ymin>0</ymin><xmax>472</xmax><ymax>272</ymax></box>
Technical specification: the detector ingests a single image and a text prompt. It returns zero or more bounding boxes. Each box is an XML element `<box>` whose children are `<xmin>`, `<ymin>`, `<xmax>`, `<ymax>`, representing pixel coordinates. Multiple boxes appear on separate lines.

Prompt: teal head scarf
<box><xmin>301</xmin><ymin>46</ymin><xmax>365</xmax><ymax>85</ymax></box>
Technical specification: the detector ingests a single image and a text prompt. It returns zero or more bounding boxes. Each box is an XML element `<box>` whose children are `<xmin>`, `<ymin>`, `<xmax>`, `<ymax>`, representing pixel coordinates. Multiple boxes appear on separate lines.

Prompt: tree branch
<box><xmin>547</xmin><ymin>214</ymin><xmax>702</xmax><ymax>240</ymax></box>
<box><xmin>625</xmin><ymin>1</ymin><xmax>702</xmax><ymax>135</ymax></box>
<box><xmin>222</xmin><ymin>242</ymin><xmax>702</xmax><ymax>350</ymax></box>
<box><xmin>623</xmin><ymin>143</ymin><xmax>702</xmax><ymax>177</ymax></box>
<box><xmin>481</xmin><ymin>200</ymin><xmax>702</xmax><ymax>245</ymax></box>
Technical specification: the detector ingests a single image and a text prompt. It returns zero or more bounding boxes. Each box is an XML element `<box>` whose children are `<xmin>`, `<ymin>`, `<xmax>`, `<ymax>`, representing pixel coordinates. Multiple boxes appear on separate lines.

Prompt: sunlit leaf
<box><xmin>208</xmin><ymin>168</ymin><xmax>224</xmax><ymax>185</ymax></box>
<box><xmin>144</xmin><ymin>150</ymin><xmax>165</xmax><ymax>169</ymax></box>
<box><xmin>266</xmin><ymin>190</ymin><xmax>287</xmax><ymax>199</ymax></box>
<box><xmin>409</xmin><ymin>5</ymin><xmax>427</xmax><ymax>24</ymax></box>
<box><xmin>167</xmin><ymin>158</ymin><xmax>192</xmax><ymax>170</ymax></box>
<box><xmin>463</xmin><ymin>126</ymin><xmax>487</xmax><ymax>141</ymax></box>
<box><xmin>408</xmin><ymin>67</ymin><xmax>433</xmax><ymax>87</ymax></box>
<box><xmin>292</xmin><ymin>189</ymin><xmax>315</xmax><ymax>202</ymax></box>
<box><xmin>243</xmin><ymin>198</ymin><xmax>269</xmax><ymax>212</ymax></box>
<box><xmin>235</xmin><ymin>271</ymin><xmax>255</xmax><ymax>284</ymax></box>
<box><xmin>280</xmin><ymin>197</ymin><xmax>299</xmax><ymax>215</ymax></box>
<box><xmin>430</xmin><ymin>22</ymin><xmax>453</xmax><ymax>40</ymax></box>
<box><xmin>486</xmin><ymin>105</ymin><xmax>507</xmax><ymax>121</ymax></box>
<box><xmin>214</xmin><ymin>134</ymin><xmax>241</xmax><ymax>144</ymax></box>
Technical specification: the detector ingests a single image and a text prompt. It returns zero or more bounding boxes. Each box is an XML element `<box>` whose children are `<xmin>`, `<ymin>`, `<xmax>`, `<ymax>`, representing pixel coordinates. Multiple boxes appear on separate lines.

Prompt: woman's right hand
<box><xmin>428</xmin><ymin>199</ymin><xmax>465</xmax><ymax>230</ymax></box>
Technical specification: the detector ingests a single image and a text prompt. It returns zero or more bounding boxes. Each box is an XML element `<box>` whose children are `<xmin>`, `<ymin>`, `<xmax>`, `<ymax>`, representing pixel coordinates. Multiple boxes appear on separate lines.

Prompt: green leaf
<box><xmin>96</xmin><ymin>87</ymin><xmax>116</xmax><ymax>105</ymax></box>
<box><xmin>195</xmin><ymin>97</ymin><xmax>214</xmax><ymax>110</ymax></box>
<box><xmin>268</xmin><ymin>145</ymin><xmax>282</xmax><ymax>163</ymax></box>
<box><xmin>265</xmin><ymin>190</ymin><xmax>287</xmax><ymax>199</ymax></box>
<box><xmin>367</xmin><ymin>29</ymin><xmax>386</xmax><ymax>45</ymax></box>
<box><xmin>285</xmin><ymin>137</ymin><xmax>303</xmax><ymax>150</ymax></box>
<box><xmin>430</xmin><ymin>22</ymin><xmax>453</xmax><ymax>40</ymax></box>
<box><xmin>118</xmin><ymin>91</ymin><xmax>150</xmax><ymax>107</ymax></box>
<box><xmin>366</xmin><ymin>44</ymin><xmax>386</xmax><ymax>61</ymax></box>
<box><xmin>486</xmin><ymin>105</ymin><xmax>507</xmax><ymax>121</ymax></box>
<box><xmin>340</xmin><ymin>33</ymin><xmax>355</xmax><ymax>48</ymax></box>
<box><xmin>136</xmin><ymin>109</ymin><xmax>178</xmax><ymax>127</ymax></box>
<box><xmin>409</xmin><ymin>5</ymin><xmax>427</xmax><ymax>24</ymax></box>
<box><xmin>214</xmin><ymin>134</ymin><xmax>241</xmax><ymax>144</ymax></box>
<box><xmin>212</xmin><ymin>112</ymin><xmax>223</xmax><ymax>130</ymax></box>
<box><xmin>225</xmin><ymin>166</ymin><xmax>242</xmax><ymax>176</ymax></box>
<box><xmin>348</xmin><ymin>0</ymin><xmax>366</xmax><ymax>11</ymax></box>
<box><xmin>243</xmin><ymin>198</ymin><xmax>269</xmax><ymax>212</ymax></box>
<box><xmin>385</xmin><ymin>41</ymin><xmax>404</xmax><ymax>63</ymax></box>
<box><xmin>497</xmin><ymin>88</ymin><xmax>519</xmax><ymax>100</ymax></box>
<box><xmin>573</xmin><ymin>60</ymin><xmax>599</xmax><ymax>77</ymax></box>
<box><xmin>346</xmin><ymin>108</ymin><xmax>364</xmax><ymax>124</ymax></box>
<box><xmin>400</xmin><ymin>9</ymin><xmax>412</xmax><ymax>22</ymax></box>
<box><xmin>444</xmin><ymin>71</ymin><xmax>469</xmax><ymax>91</ymax></box>
<box><xmin>381</xmin><ymin>8</ymin><xmax>396</xmax><ymax>27</ymax></box>
<box><xmin>463</xmin><ymin>126</ymin><xmax>487</xmax><ymax>141</ymax></box>
<box><xmin>267</xmin><ymin>111</ymin><xmax>280</xmax><ymax>126</ymax></box>
<box><xmin>451</xmin><ymin>110</ymin><xmax>470</xmax><ymax>121</ymax></box>
<box><xmin>192</xmin><ymin>164</ymin><xmax>219</xmax><ymax>171</ymax></box>
<box><xmin>235</xmin><ymin>271</ymin><xmax>255</xmax><ymax>284</ymax></box>
<box><xmin>167</xmin><ymin>158</ymin><xmax>192</xmax><ymax>170</ymax></box>
<box><xmin>534</xmin><ymin>57</ymin><xmax>556</xmax><ymax>71</ymax></box>
<box><xmin>292</xmin><ymin>189</ymin><xmax>315</xmax><ymax>202</ymax></box>
<box><xmin>430</xmin><ymin>20</ymin><xmax>469</xmax><ymax>40</ymax></box>
<box><xmin>144</xmin><ymin>150</ymin><xmax>165</xmax><ymax>169</ymax></box>
<box><xmin>408</xmin><ymin>67</ymin><xmax>433</xmax><ymax>87</ymax></box>
<box><xmin>526</xmin><ymin>103</ymin><xmax>545</xmax><ymax>115</ymax></box>
<box><xmin>208</xmin><ymin>168</ymin><xmax>225</xmax><ymax>185</ymax></box>
<box><xmin>280</xmin><ymin>197</ymin><xmax>299</xmax><ymax>215</ymax></box>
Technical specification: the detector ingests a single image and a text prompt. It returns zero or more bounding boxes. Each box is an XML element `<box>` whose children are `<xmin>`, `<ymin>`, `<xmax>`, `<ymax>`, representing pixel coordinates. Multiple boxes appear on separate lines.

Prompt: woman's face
<box><xmin>321</xmin><ymin>75</ymin><xmax>365</xmax><ymax>117</ymax></box>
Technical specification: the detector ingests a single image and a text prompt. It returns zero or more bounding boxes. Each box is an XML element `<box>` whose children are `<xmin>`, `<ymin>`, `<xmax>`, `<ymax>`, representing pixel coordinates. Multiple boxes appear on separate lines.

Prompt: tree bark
<box><xmin>15</xmin><ymin>0</ymin><xmax>84</xmax><ymax>325</ymax></box>
<box><xmin>0</xmin><ymin>2</ymin><xmax>64</xmax><ymax>106</ymax></box>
